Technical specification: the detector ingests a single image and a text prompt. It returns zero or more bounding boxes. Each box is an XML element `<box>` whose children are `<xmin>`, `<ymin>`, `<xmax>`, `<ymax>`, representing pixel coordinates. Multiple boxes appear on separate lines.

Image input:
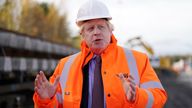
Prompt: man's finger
<box><xmin>35</xmin><ymin>74</ymin><xmax>42</xmax><ymax>88</ymax></box>
<box><xmin>129</xmin><ymin>83</ymin><xmax>136</xmax><ymax>92</ymax></box>
<box><xmin>39</xmin><ymin>71</ymin><xmax>46</xmax><ymax>82</ymax></box>
<box><xmin>38</xmin><ymin>74</ymin><xmax>43</xmax><ymax>86</ymax></box>
<box><xmin>127</xmin><ymin>78</ymin><xmax>136</xmax><ymax>86</ymax></box>
<box><xmin>35</xmin><ymin>78</ymin><xmax>39</xmax><ymax>88</ymax></box>
<box><xmin>128</xmin><ymin>75</ymin><xmax>134</xmax><ymax>80</ymax></box>
<box><xmin>126</xmin><ymin>85</ymin><xmax>136</xmax><ymax>101</ymax></box>
<box><xmin>130</xmin><ymin>90</ymin><xmax>135</xmax><ymax>101</ymax></box>
<box><xmin>123</xmin><ymin>73</ymin><xmax>129</xmax><ymax>78</ymax></box>
<box><xmin>117</xmin><ymin>73</ymin><xmax>127</xmax><ymax>82</ymax></box>
<box><xmin>53</xmin><ymin>76</ymin><xmax>60</xmax><ymax>87</ymax></box>
<box><xmin>36</xmin><ymin>75</ymin><xmax>45</xmax><ymax>89</ymax></box>
<box><xmin>40</xmin><ymin>71</ymin><xmax>48</xmax><ymax>82</ymax></box>
<box><xmin>35</xmin><ymin>87</ymin><xmax>44</xmax><ymax>99</ymax></box>
<box><xmin>34</xmin><ymin>86</ymin><xmax>40</xmax><ymax>93</ymax></box>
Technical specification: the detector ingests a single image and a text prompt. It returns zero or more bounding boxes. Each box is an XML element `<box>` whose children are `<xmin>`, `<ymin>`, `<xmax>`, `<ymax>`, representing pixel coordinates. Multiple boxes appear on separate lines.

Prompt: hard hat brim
<box><xmin>76</xmin><ymin>16</ymin><xmax>112</xmax><ymax>27</ymax></box>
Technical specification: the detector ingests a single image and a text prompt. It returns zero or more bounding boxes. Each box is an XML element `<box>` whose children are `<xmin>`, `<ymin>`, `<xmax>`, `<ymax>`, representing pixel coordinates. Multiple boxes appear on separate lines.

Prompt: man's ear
<box><xmin>80</xmin><ymin>34</ymin><xmax>84</xmax><ymax>40</ymax></box>
<box><xmin>110</xmin><ymin>34</ymin><xmax>113</xmax><ymax>43</ymax></box>
<box><xmin>80</xmin><ymin>30</ymin><xmax>85</xmax><ymax>37</ymax></box>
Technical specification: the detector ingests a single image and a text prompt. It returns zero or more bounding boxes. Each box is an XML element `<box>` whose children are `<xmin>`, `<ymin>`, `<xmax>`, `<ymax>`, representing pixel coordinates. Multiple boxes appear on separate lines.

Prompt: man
<box><xmin>33</xmin><ymin>0</ymin><xmax>167</xmax><ymax>108</ymax></box>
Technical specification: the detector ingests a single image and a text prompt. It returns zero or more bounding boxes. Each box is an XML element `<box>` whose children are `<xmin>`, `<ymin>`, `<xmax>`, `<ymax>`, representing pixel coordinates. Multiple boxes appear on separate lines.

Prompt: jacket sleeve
<box><xmin>33</xmin><ymin>59</ymin><xmax>64</xmax><ymax>108</ymax></box>
<box><xmin>128</xmin><ymin>54</ymin><xmax>167</xmax><ymax>108</ymax></box>
<box><xmin>33</xmin><ymin>92</ymin><xmax>60</xmax><ymax>108</ymax></box>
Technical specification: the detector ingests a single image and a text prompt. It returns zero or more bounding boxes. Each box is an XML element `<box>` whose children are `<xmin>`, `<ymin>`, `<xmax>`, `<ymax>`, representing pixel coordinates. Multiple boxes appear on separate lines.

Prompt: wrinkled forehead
<box><xmin>83</xmin><ymin>19</ymin><xmax>108</xmax><ymax>26</ymax></box>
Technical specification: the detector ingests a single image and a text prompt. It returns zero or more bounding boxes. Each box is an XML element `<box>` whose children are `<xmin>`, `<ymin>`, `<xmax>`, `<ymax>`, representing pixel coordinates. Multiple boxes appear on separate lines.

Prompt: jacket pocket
<box><xmin>63</xmin><ymin>92</ymin><xmax>74</xmax><ymax>108</ymax></box>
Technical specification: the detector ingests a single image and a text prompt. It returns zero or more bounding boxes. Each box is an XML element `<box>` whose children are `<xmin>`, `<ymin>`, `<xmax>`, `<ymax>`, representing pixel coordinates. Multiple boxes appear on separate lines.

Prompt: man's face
<box><xmin>81</xmin><ymin>19</ymin><xmax>112</xmax><ymax>54</ymax></box>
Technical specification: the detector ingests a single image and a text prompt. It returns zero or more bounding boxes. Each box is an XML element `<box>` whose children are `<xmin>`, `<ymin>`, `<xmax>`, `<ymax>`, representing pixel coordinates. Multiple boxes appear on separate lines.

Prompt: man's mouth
<box><xmin>95</xmin><ymin>39</ymin><xmax>102</xmax><ymax>41</ymax></box>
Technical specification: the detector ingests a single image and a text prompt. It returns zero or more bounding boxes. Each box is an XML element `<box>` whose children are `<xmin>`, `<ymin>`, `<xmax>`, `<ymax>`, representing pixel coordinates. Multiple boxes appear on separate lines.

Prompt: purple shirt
<box><xmin>88</xmin><ymin>55</ymin><xmax>106</xmax><ymax>108</ymax></box>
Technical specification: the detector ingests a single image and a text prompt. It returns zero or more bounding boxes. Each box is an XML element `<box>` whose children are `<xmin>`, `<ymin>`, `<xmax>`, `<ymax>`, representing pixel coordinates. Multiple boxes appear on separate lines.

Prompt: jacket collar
<box><xmin>81</xmin><ymin>34</ymin><xmax>117</xmax><ymax>55</ymax></box>
<box><xmin>80</xmin><ymin>34</ymin><xmax>118</xmax><ymax>66</ymax></box>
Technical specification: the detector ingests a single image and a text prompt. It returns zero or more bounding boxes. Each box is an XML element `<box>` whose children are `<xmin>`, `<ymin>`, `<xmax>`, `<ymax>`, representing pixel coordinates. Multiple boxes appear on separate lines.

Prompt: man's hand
<box><xmin>116</xmin><ymin>73</ymin><xmax>136</xmax><ymax>102</ymax></box>
<box><xmin>34</xmin><ymin>71</ymin><xmax>60</xmax><ymax>99</ymax></box>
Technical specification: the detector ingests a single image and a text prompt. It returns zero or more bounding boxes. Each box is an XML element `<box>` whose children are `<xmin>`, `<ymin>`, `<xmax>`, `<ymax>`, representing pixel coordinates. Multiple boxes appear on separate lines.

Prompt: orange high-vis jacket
<box><xmin>33</xmin><ymin>35</ymin><xmax>167</xmax><ymax>108</ymax></box>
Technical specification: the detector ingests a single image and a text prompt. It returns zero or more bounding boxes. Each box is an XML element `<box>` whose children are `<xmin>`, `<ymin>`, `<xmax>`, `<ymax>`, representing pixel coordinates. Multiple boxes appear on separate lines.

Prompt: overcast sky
<box><xmin>36</xmin><ymin>0</ymin><xmax>192</xmax><ymax>56</ymax></box>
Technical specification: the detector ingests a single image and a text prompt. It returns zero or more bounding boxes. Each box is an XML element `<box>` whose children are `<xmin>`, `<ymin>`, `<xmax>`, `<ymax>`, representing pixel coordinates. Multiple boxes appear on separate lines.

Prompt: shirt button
<box><xmin>104</xmin><ymin>71</ymin><xmax>107</xmax><ymax>74</ymax></box>
<box><xmin>108</xmin><ymin>93</ymin><xmax>111</xmax><ymax>97</ymax></box>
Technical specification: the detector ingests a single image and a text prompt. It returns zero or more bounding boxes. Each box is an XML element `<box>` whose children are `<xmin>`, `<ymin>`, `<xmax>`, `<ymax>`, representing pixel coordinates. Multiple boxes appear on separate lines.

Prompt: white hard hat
<box><xmin>76</xmin><ymin>0</ymin><xmax>112</xmax><ymax>26</ymax></box>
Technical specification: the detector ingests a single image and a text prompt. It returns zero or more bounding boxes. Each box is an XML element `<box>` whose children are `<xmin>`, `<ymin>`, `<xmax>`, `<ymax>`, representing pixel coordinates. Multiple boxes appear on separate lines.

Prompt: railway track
<box><xmin>158</xmin><ymin>71</ymin><xmax>192</xmax><ymax>108</ymax></box>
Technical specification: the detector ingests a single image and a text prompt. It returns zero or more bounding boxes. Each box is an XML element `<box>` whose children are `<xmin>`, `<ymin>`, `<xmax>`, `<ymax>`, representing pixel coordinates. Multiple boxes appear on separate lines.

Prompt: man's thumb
<box><xmin>53</xmin><ymin>76</ymin><xmax>60</xmax><ymax>87</ymax></box>
<box><xmin>117</xmin><ymin>73</ymin><xmax>126</xmax><ymax>83</ymax></box>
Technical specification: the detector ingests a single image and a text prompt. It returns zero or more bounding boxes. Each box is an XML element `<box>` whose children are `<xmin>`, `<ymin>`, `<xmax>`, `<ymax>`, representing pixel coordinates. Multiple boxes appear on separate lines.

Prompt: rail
<box><xmin>0</xmin><ymin>28</ymin><xmax>79</xmax><ymax>108</ymax></box>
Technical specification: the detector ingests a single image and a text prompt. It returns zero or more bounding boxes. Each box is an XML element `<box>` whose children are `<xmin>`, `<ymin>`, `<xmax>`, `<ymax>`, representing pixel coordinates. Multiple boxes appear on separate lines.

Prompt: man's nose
<box><xmin>93</xmin><ymin>26</ymin><xmax>101</xmax><ymax>35</ymax></box>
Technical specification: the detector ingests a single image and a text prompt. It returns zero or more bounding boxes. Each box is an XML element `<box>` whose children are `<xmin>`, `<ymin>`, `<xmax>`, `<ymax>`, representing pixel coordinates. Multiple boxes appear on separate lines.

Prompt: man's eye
<box><xmin>87</xmin><ymin>27</ymin><xmax>94</xmax><ymax>31</ymax></box>
<box><xmin>98</xmin><ymin>25</ymin><xmax>105</xmax><ymax>30</ymax></box>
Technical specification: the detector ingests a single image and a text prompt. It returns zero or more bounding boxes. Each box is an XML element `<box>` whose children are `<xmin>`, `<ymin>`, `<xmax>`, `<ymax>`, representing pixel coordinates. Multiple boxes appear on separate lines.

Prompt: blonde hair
<box><xmin>79</xmin><ymin>19</ymin><xmax>114</xmax><ymax>35</ymax></box>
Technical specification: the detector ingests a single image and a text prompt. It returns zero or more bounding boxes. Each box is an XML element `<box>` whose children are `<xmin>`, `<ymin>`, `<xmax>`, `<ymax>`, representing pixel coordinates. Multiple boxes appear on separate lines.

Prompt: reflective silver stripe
<box><xmin>60</xmin><ymin>53</ymin><xmax>79</xmax><ymax>100</ymax></box>
<box><xmin>56</xmin><ymin>92</ymin><xmax>63</xmax><ymax>104</ymax></box>
<box><xmin>145</xmin><ymin>89</ymin><xmax>154</xmax><ymax>108</ymax></box>
<box><xmin>141</xmin><ymin>81</ymin><xmax>164</xmax><ymax>89</ymax></box>
<box><xmin>123</xmin><ymin>48</ymin><xmax>140</xmax><ymax>86</ymax></box>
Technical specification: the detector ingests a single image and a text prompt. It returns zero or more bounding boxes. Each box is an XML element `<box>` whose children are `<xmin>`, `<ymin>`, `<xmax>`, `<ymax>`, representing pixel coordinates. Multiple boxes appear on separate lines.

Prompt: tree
<box><xmin>71</xmin><ymin>35</ymin><xmax>81</xmax><ymax>49</ymax></box>
<box><xmin>0</xmin><ymin>0</ymin><xmax>14</xmax><ymax>30</ymax></box>
<box><xmin>0</xmin><ymin>0</ymin><xmax>72</xmax><ymax>45</ymax></box>
<box><xmin>0</xmin><ymin>0</ymin><xmax>22</xmax><ymax>30</ymax></box>
<box><xmin>19</xmin><ymin>0</ymin><xmax>46</xmax><ymax>37</ymax></box>
<box><xmin>19</xmin><ymin>1</ymin><xmax>71</xmax><ymax>44</ymax></box>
